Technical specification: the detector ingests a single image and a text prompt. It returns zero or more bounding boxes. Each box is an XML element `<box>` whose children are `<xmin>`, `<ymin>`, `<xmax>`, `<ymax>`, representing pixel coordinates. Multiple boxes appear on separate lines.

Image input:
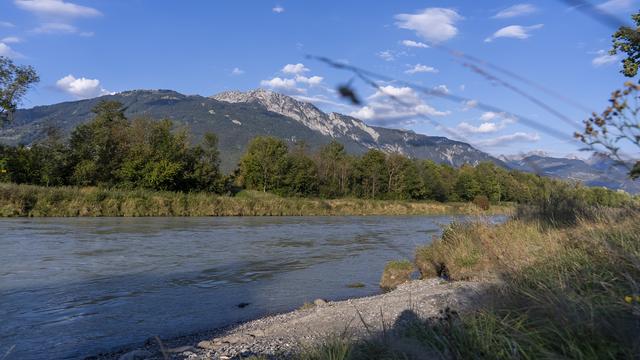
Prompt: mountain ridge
<box><xmin>1</xmin><ymin>88</ymin><xmax>501</xmax><ymax>171</ymax></box>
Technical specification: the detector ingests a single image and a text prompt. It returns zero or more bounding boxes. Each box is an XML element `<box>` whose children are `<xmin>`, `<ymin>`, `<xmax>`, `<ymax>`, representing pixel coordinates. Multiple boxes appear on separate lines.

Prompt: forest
<box><xmin>0</xmin><ymin>100</ymin><xmax>631</xmax><ymax>208</ymax></box>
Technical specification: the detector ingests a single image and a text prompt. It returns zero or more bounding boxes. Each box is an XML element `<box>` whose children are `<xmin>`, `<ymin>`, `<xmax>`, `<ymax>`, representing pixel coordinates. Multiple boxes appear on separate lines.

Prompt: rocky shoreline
<box><xmin>93</xmin><ymin>279</ymin><xmax>485</xmax><ymax>360</ymax></box>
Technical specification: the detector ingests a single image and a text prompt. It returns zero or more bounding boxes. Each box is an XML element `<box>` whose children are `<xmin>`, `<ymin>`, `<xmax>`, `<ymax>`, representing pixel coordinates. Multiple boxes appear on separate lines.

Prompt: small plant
<box><xmin>346</xmin><ymin>282</ymin><xmax>366</xmax><ymax>288</ymax></box>
<box><xmin>299</xmin><ymin>302</ymin><xmax>316</xmax><ymax>311</ymax></box>
<box><xmin>379</xmin><ymin>260</ymin><xmax>414</xmax><ymax>291</ymax></box>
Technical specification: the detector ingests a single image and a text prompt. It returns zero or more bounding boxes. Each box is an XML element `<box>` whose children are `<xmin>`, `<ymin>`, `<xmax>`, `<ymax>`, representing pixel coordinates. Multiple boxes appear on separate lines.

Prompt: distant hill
<box><xmin>503</xmin><ymin>153</ymin><xmax>640</xmax><ymax>194</ymax></box>
<box><xmin>0</xmin><ymin>88</ymin><xmax>500</xmax><ymax>172</ymax></box>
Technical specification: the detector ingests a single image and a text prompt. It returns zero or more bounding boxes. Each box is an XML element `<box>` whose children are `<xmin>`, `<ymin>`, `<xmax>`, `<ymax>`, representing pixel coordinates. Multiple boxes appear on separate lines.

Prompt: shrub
<box><xmin>379</xmin><ymin>260</ymin><xmax>414</xmax><ymax>290</ymax></box>
<box><xmin>472</xmin><ymin>195</ymin><xmax>490</xmax><ymax>210</ymax></box>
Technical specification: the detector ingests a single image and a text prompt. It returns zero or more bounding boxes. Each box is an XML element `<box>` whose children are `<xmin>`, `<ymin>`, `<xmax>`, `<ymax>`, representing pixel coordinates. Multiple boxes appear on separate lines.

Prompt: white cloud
<box><xmin>485</xmin><ymin>24</ymin><xmax>543</xmax><ymax>42</ymax></box>
<box><xmin>32</xmin><ymin>22</ymin><xmax>77</xmax><ymax>34</ymax></box>
<box><xmin>493</xmin><ymin>4</ymin><xmax>538</xmax><ymax>19</ymax></box>
<box><xmin>592</xmin><ymin>49</ymin><xmax>619</xmax><ymax>66</ymax></box>
<box><xmin>597</xmin><ymin>0</ymin><xmax>634</xmax><ymax>12</ymax></box>
<box><xmin>261</xmin><ymin>64</ymin><xmax>324</xmax><ymax>94</ymax></box>
<box><xmin>282</xmin><ymin>63</ymin><xmax>309</xmax><ymax>74</ymax></box>
<box><xmin>260</xmin><ymin>77</ymin><xmax>298</xmax><ymax>90</ymax></box>
<box><xmin>0</xmin><ymin>21</ymin><xmax>15</xmax><ymax>28</ymax></box>
<box><xmin>395</xmin><ymin>8</ymin><xmax>463</xmax><ymax>43</ymax></box>
<box><xmin>457</xmin><ymin>121</ymin><xmax>500</xmax><ymax>134</ymax></box>
<box><xmin>433</xmin><ymin>84</ymin><xmax>450</xmax><ymax>94</ymax></box>
<box><xmin>231</xmin><ymin>67</ymin><xmax>244</xmax><ymax>75</ymax></box>
<box><xmin>349</xmin><ymin>85</ymin><xmax>449</xmax><ymax>126</ymax></box>
<box><xmin>457</xmin><ymin>112</ymin><xmax>516</xmax><ymax>134</ymax></box>
<box><xmin>0</xmin><ymin>43</ymin><xmax>24</xmax><ymax>58</ymax></box>
<box><xmin>14</xmin><ymin>0</ymin><xmax>101</xmax><ymax>17</ymax></box>
<box><xmin>272</xmin><ymin>5</ymin><xmax>285</xmax><ymax>13</ymax></box>
<box><xmin>405</xmin><ymin>64</ymin><xmax>438</xmax><ymax>74</ymax></box>
<box><xmin>462</xmin><ymin>99</ymin><xmax>478</xmax><ymax>110</ymax></box>
<box><xmin>377</xmin><ymin>50</ymin><xmax>395</xmax><ymax>61</ymax></box>
<box><xmin>56</xmin><ymin>74</ymin><xmax>110</xmax><ymax>98</ymax></box>
<box><xmin>480</xmin><ymin>111</ymin><xmax>498</xmax><ymax>121</ymax></box>
<box><xmin>1</xmin><ymin>36</ymin><xmax>21</xmax><ymax>44</ymax></box>
<box><xmin>401</xmin><ymin>39</ymin><xmax>429</xmax><ymax>48</ymax></box>
<box><xmin>295</xmin><ymin>75</ymin><xmax>323</xmax><ymax>85</ymax></box>
<box><xmin>350</xmin><ymin>106</ymin><xmax>376</xmax><ymax>119</ymax></box>
<box><xmin>293</xmin><ymin>95</ymin><xmax>350</xmax><ymax>108</ymax></box>
<box><xmin>477</xmin><ymin>132</ymin><xmax>540</xmax><ymax>146</ymax></box>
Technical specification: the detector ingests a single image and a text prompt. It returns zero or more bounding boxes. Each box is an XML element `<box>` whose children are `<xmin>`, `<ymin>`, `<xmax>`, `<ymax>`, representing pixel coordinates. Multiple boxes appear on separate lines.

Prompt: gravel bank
<box><xmin>94</xmin><ymin>279</ymin><xmax>486</xmax><ymax>360</ymax></box>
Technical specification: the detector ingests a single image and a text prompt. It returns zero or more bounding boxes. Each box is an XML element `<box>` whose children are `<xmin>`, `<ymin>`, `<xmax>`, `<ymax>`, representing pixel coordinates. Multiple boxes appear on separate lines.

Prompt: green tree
<box><xmin>317</xmin><ymin>140</ymin><xmax>350</xmax><ymax>197</ymax></box>
<box><xmin>239</xmin><ymin>136</ymin><xmax>290</xmax><ymax>192</ymax></box>
<box><xmin>474</xmin><ymin>162</ymin><xmax>502</xmax><ymax>202</ymax></box>
<box><xmin>386</xmin><ymin>154</ymin><xmax>422</xmax><ymax>200</ymax></box>
<box><xmin>190</xmin><ymin>132</ymin><xmax>224</xmax><ymax>192</ymax></box>
<box><xmin>355</xmin><ymin>149</ymin><xmax>387</xmax><ymax>199</ymax></box>
<box><xmin>34</xmin><ymin>127</ymin><xmax>69</xmax><ymax>186</ymax></box>
<box><xmin>68</xmin><ymin>101</ymin><xmax>130</xmax><ymax>185</ymax></box>
<box><xmin>118</xmin><ymin>118</ymin><xmax>192</xmax><ymax>191</ymax></box>
<box><xmin>576</xmin><ymin>12</ymin><xmax>640</xmax><ymax>179</ymax></box>
<box><xmin>285</xmin><ymin>143</ymin><xmax>318</xmax><ymax>196</ymax></box>
<box><xmin>610</xmin><ymin>13</ymin><xmax>640</xmax><ymax>78</ymax></box>
<box><xmin>0</xmin><ymin>56</ymin><xmax>39</xmax><ymax>124</ymax></box>
<box><xmin>454</xmin><ymin>165</ymin><xmax>481</xmax><ymax>201</ymax></box>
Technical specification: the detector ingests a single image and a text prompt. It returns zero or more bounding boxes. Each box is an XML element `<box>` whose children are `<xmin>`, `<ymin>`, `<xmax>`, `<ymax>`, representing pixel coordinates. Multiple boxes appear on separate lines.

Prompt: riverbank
<box><xmin>93</xmin><ymin>278</ymin><xmax>487</xmax><ymax>360</ymax></box>
<box><xmin>93</xmin><ymin>206</ymin><xmax>640</xmax><ymax>360</ymax></box>
<box><xmin>0</xmin><ymin>183</ymin><xmax>513</xmax><ymax>217</ymax></box>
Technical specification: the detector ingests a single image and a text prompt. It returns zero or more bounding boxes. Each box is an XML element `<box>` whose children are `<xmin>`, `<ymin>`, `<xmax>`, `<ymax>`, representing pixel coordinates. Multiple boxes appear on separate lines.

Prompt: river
<box><xmin>0</xmin><ymin>216</ymin><xmax>502</xmax><ymax>359</ymax></box>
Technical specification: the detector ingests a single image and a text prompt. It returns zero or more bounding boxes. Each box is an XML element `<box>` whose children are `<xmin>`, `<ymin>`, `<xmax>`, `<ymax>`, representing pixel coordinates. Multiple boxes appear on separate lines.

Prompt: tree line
<box><xmin>0</xmin><ymin>100</ymin><xmax>631</xmax><ymax>206</ymax></box>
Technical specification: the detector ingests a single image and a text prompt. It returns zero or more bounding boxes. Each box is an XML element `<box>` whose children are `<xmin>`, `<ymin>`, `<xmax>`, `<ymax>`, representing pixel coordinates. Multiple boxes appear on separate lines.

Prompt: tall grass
<box><xmin>0</xmin><ymin>183</ymin><xmax>513</xmax><ymax>217</ymax></box>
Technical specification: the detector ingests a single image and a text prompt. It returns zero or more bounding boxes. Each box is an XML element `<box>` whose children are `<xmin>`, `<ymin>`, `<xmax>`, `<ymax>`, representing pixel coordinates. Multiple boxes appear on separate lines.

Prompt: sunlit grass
<box><xmin>0</xmin><ymin>183</ymin><xmax>514</xmax><ymax>217</ymax></box>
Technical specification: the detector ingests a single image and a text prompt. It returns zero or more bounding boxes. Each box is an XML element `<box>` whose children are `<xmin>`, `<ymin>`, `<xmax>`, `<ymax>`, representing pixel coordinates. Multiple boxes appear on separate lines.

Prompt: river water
<box><xmin>0</xmin><ymin>216</ymin><xmax>501</xmax><ymax>359</ymax></box>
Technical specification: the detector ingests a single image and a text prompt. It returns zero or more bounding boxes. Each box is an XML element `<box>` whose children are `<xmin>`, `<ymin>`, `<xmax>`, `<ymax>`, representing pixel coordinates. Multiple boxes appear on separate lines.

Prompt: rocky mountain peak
<box><xmin>212</xmin><ymin>89</ymin><xmax>381</xmax><ymax>143</ymax></box>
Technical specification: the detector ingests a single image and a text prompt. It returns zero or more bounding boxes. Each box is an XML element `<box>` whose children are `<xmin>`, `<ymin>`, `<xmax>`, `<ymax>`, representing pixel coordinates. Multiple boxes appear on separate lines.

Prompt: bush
<box><xmin>472</xmin><ymin>195</ymin><xmax>490</xmax><ymax>210</ymax></box>
<box><xmin>379</xmin><ymin>260</ymin><xmax>414</xmax><ymax>290</ymax></box>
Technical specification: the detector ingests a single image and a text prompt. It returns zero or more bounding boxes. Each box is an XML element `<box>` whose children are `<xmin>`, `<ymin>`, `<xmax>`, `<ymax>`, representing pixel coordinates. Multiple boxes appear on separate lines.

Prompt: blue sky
<box><xmin>0</xmin><ymin>0</ymin><xmax>638</xmax><ymax>158</ymax></box>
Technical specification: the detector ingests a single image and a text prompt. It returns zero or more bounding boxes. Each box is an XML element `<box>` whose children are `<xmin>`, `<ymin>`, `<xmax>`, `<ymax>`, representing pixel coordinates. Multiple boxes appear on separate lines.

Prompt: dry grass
<box><xmin>379</xmin><ymin>260</ymin><xmax>414</xmax><ymax>291</ymax></box>
<box><xmin>0</xmin><ymin>183</ymin><xmax>514</xmax><ymax>217</ymax></box>
<box><xmin>415</xmin><ymin>220</ymin><xmax>563</xmax><ymax>281</ymax></box>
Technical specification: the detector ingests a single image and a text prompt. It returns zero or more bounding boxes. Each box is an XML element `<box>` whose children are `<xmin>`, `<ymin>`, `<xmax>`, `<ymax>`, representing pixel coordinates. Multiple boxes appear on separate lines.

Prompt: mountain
<box><xmin>0</xmin><ymin>88</ymin><xmax>500</xmax><ymax>171</ymax></box>
<box><xmin>504</xmin><ymin>154</ymin><xmax>640</xmax><ymax>194</ymax></box>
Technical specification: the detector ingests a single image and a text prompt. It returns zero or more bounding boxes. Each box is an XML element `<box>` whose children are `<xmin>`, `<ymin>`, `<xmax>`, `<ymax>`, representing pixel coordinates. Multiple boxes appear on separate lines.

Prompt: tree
<box><xmin>317</xmin><ymin>140</ymin><xmax>349</xmax><ymax>197</ymax></box>
<box><xmin>610</xmin><ymin>13</ymin><xmax>640</xmax><ymax>78</ymax></box>
<box><xmin>68</xmin><ymin>101</ymin><xmax>130</xmax><ymax>185</ymax></box>
<box><xmin>474</xmin><ymin>162</ymin><xmax>502</xmax><ymax>202</ymax></box>
<box><xmin>191</xmin><ymin>132</ymin><xmax>224</xmax><ymax>192</ymax></box>
<box><xmin>34</xmin><ymin>126</ymin><xmax>69</xmax><ymax>186</ymax></box>
<box><xmin>285</xmin><ymin>143</ymin><xmax>318</xmax><ymax>196</ymax></box>
<box><xmin>417</xmin><ymin>160</ymin><xmax>448</xmax><ymax>201</ymax></box>
<box><xmin>386</xmin><ymin>154</ymin><xmax>422</xmax><ymax>200</ymax></box>
<box><xmin>118</xmin><ymin>118</ymin><xmax>193</xmax><ymax>191</ymax></box>
<box><xmin>575</xmin><ymin>12</ymin><xmax>640</xmax><ymax>180</ymax></box>
<box><xmin>454</xmin><ymin>165</ymin><xmax>481</xmax><ymax>201</ymax></box>
<box><xmin>0</xmin><ymin>56</ymin><xmax>39</xmax><ymax>124</ymax></box>
<box><xmin>355</xmin><ymin>149</ymin><xmax>387</xmax><ymax>199</ymax></box>
<box><xmin>239</xmin><ymin>136</ymin><xmax>290</xmax><ymax>192</ymax></box>
<box><xmin>575</xmin><ymin>82</ymin><xmax>640</xmax><ymax>179</ymax></box>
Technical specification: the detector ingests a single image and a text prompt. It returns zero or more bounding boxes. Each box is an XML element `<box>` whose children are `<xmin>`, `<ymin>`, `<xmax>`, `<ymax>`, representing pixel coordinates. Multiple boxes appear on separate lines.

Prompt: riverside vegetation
<box><xmin>0</xmin><ymin>100</ymin><xmax>633</xmax><ymax>216</ymax></box>
<box><xmin>298</xmin><ymin>185</ymin><xmax>640</xmax><ymax>360</ymax></box>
